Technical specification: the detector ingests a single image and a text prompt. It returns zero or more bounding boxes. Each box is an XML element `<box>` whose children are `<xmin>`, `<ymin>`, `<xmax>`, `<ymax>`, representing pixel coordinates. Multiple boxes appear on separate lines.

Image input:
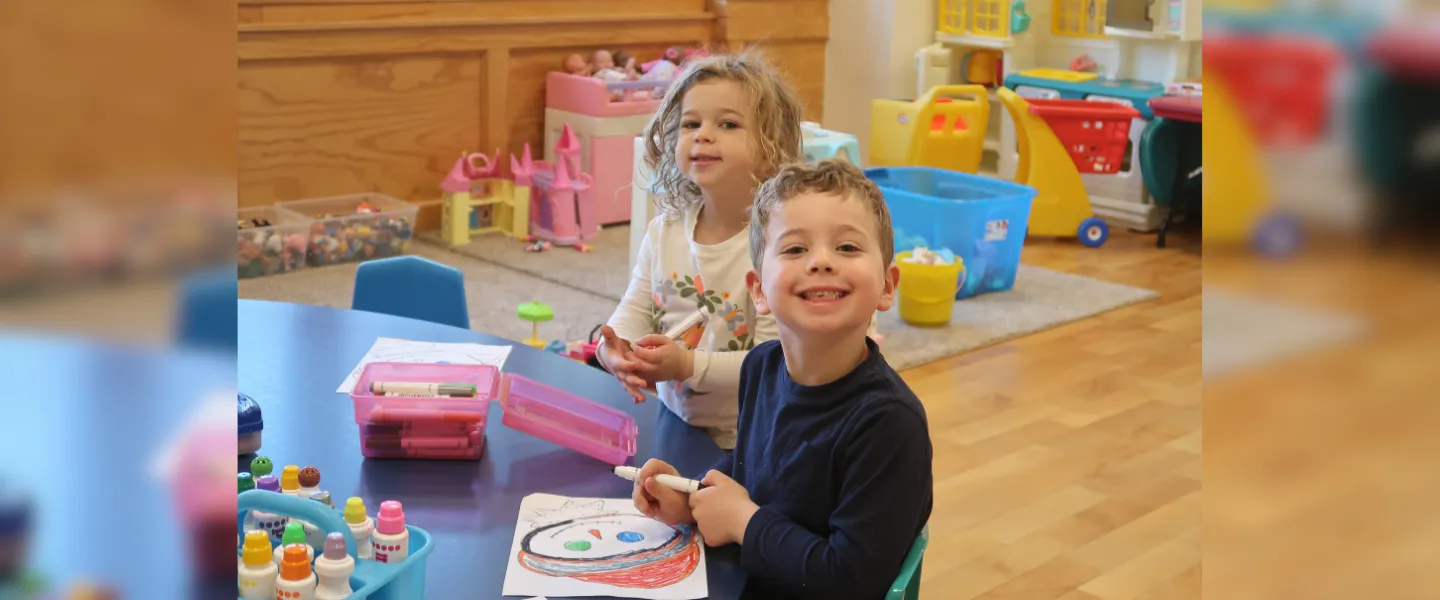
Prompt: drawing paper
<box><xmin>335</xmin><ymin>337</ymin><xmax>513</xmax><ymax>393</ymax></box>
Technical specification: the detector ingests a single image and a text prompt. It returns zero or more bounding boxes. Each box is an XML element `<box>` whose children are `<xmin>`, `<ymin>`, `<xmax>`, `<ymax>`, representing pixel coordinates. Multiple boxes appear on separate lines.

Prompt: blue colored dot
<box><xmin>617</xmin><ymin>531</ymin><xmax>644</xmax><ymax>543</ymax></box>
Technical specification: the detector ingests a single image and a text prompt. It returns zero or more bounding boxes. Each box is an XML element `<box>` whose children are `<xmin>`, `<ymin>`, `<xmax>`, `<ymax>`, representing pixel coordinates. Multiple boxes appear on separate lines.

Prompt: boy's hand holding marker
<box><xmin>620</xmin><ymin>460</ymin><xmax>757</xmax><ymax>547</ymax></box>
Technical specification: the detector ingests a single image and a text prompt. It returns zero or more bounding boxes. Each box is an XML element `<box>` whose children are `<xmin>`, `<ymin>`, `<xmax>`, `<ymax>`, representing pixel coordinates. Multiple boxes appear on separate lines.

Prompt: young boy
<box><xmin>631</xmin><ymin>159</ymin><xmax>934</xmax><ymax>599</ymax></box>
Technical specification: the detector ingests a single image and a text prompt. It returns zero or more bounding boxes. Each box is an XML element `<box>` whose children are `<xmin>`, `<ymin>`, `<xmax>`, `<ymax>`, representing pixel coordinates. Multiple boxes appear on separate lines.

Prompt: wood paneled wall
<box><xmin>238</xmin><ymin>0</ymin><xmax>830</xmax><ymax>229</ymax></box>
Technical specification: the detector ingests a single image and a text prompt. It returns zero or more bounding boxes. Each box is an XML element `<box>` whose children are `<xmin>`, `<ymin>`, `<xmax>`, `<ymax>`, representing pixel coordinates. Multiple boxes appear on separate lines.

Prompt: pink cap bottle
<box><xmin>370</xmin><ymin>500</ymin><xmax>409</xmax><ymax>564</ymax></box>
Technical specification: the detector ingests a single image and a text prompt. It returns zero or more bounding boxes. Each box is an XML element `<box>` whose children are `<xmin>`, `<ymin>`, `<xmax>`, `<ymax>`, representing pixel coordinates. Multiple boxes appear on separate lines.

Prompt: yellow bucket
<box><xmin>895</xmin><ymin>251</ymin><xmax>965</xmax><ymax>327</ymax></box>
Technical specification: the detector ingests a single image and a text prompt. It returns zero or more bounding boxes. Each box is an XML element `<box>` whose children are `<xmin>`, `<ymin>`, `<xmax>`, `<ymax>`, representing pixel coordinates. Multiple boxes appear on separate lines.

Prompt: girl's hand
<box><xmin>633</xmin><ymin>459</ymin><xmax>694</xmax><ymax>526</ymax></box>
<box><xmin>689</xmin><ymin>470</ymin><xmax>759</xmax><ymax>547</ymax></box>
<box><xmin>631</xmin><ymin>334</ymin><xmax>695</xmax><ymax>384</ymax></box>
<box><xmin>598</xmin><ymin>326</ymin><xmax>648</xmax><ymax>403</ymax></box>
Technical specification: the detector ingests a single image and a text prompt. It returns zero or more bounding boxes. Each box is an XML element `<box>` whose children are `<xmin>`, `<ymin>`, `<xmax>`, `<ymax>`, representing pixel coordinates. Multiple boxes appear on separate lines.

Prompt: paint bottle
<box><xmin>370</xmin><ymin>501</ymin><xmax>409</xmax><ymax>564</ymax></box>
<box><xmin>280</xmin><ymin>465</ymin><xmax>304</xmax><ymax>497</ymax></box>
<box><xmin>237</xmin><ymin>530</ymin><xmax>277</xmax><ymax>600</ymax></box>
<box><xmin>298</xmin><ymin>466</ymin><xmax>322</xmax><ymax>498</ymax></box>
<box><xmin>304</xmin><ymin>491</ymin><xmax>332</xmax><ymax>549</ymax></box>
<box><xmin>343</xmin><ymin>497</ymin><xmax>374</xmax><ymax>560</ymax></box>
<box><xmin>273</xmin><ymin>522</ymin><xmax>314</xmax><ymax>567</ymax></box>
<box><xmin>275</xmin><ymin>544</ymin><xmax>318</xmax><ymax>600</ymax></box>
<box><xmin>313</xmin><ymin>532</ymin><xmax>355</xmax><ymax>600</ymax></box>
<box><xmin>247</xmin><ymin>475</ymin><xmax>289</xmax><ymax>543</ymax></box>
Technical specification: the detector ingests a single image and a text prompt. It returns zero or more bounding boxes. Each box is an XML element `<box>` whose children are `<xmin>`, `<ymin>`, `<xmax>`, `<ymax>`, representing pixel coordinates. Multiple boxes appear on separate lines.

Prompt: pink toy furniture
<box><xmin>545</xmin><ymin>72</ymin><xmax>668</xmax><ymax>226</ymax></box>
<box><xmin>526</xmin><ymin>123</ymin><xmax>599</xmax><ymax>247</ymax></box>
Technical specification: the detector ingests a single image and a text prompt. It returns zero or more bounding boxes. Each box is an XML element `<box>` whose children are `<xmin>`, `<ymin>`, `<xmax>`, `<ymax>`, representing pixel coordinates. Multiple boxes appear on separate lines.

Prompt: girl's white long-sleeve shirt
<box><xmin>606</xmin><ymin>208</ymin><xmax>776</xmax><ymax>450</ymax></box>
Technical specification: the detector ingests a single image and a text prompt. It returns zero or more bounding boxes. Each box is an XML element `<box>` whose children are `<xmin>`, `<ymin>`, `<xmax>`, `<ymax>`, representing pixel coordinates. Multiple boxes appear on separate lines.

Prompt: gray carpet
<box><xmin>246</xmin><ymin>226</ymin><xmax>1160</xmax><ymax>372</ymax></box>
<box><xmin>1202</xmin><ymin>288</ymin><xmax>1368</xmax><ymax>380</ymax></box>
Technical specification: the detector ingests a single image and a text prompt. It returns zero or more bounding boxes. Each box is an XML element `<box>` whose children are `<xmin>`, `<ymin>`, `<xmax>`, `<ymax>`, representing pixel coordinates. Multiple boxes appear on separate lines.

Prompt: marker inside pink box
<box><xmin>368</xmin><ymin>381</ymin><xmax>476</xmax><ymax>397</ymax></box>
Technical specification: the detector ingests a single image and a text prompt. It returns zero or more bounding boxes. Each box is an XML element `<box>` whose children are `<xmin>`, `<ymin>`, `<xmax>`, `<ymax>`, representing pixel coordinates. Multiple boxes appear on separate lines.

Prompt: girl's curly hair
<box><xmin>641</xmin><ymin>49</ymin><xmax>806</xmax><ymax>218</ymax></box>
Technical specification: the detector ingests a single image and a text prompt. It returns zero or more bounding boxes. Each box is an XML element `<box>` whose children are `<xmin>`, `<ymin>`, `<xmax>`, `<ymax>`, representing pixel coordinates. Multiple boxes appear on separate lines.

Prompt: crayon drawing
<box><xmin>501</xmin><ymin>493</ymin><xmax>708</xmax><ymax>600</ymax></box>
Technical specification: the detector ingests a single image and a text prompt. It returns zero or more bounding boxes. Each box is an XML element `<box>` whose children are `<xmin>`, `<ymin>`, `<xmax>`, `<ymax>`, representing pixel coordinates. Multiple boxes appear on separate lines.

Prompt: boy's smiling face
<box><xmin>747</xmin><ymin>191</ymin><xmax>898</xmax><ymax>338</ymax></box>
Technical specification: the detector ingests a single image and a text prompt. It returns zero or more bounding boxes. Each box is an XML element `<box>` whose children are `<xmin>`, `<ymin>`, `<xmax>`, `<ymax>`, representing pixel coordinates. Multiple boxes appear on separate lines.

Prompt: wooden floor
<box><xmin>898</xmin><ymin>228</ymin><xmax>1202</xmax><ymax>600</ymax></box>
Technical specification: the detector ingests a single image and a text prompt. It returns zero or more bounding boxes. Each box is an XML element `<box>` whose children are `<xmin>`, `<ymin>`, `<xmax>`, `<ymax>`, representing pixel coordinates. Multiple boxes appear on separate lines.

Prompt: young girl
<box><xmin>597</xmin><ymin>51</ymin><xmax>805</xmax><ymax>450</ymax></box>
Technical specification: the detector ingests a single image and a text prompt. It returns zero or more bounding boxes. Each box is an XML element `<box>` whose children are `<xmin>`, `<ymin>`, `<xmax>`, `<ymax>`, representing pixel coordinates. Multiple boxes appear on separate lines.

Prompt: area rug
<box><xmin>238</xmin><ymin>242</ymin><xmax>620</xmax><ymax>347</ymax></box>
<box><xmin>876</xmin><ymin>265</ymin><xmax>1159</xmax><ymax>371</ymax></box>
<box><xmin>405</xmin><ymin>228</ymin><xmax>1160</xmax><ymax>371</ymax></box>
<box><xmin>1201</xmin><ymin>288</ymin><xmax>1368</xmax><ymax>380</ymax></box>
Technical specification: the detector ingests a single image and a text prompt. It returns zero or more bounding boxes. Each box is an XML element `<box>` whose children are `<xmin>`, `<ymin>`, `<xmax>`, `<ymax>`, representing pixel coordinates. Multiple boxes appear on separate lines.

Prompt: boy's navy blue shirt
<box><xmin>705</xmin><ymin>337</ymin><xmax>933</xmax><ymax>600</ymax></box>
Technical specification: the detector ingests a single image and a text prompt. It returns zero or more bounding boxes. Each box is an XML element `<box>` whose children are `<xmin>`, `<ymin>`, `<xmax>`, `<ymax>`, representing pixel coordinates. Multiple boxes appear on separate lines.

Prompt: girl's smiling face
<box><xmin>675</xmin><ymin>80</ymin><xmax>756</xmax><ymax>198</ymax></box>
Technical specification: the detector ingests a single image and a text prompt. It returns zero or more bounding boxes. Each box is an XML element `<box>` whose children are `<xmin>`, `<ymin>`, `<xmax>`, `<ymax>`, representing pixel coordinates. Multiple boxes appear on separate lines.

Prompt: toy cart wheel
<box><xmin>1252</xmin><ymin>212</ymin><xmax>1302</xmax><ymax>258</ymax></box>
<box><xmin>1078</xmin><ymin>217</ymin><xmax>1109</xmax><ymax>248</ymax></box>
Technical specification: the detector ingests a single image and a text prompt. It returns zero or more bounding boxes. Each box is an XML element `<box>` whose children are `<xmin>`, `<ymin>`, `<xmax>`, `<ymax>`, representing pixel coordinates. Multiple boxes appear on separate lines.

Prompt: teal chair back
<box><xmin>176</xmin><ymin>266</ymin><xmax>237</xmax><ymax>353</ymax></box>
<box><xmin>886</xmin><ymin>524</ymin><xmax>928</xmax><ymax>600</ymax></box>
<box><xmin>352</xmin><ymin>256</ymin><xmax>470</xmax><ymax>329</ymax></box>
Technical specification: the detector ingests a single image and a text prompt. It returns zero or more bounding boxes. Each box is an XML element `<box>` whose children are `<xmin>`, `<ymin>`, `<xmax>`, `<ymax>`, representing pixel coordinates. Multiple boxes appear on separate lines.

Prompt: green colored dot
<box><xmin>563</xmin><ymin>540</ymin><xmax>592</xmax><ymax>552</ymax></box>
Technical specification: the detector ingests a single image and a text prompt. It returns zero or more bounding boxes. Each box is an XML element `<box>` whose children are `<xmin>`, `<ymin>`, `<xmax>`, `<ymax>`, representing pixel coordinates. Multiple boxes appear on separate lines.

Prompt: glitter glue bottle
<box><xmin>275</xmin><ymin>544</ymin><xmax>317</xmax><ymax>600</ymax></box>
<box><xmin>246</xmin><ymin>475</ymin><xmax>289</xmax><ymax>543</ymax></box>
<box><xmin>273</xmin><ymin>522</ymin><xmax>314</xmax><ymax>567</ymax></box>
<box><xmin>237</xmin><ymin>530</ymin><xmax>278</xmax><ymax>600</ymax></box>
<box><xmin>343</xmin><ymin>498</ymin><xmax>374</xmax><ymax>560</ymax></box>
<box><xmin>313</xmin><ymin>532</ymin><xmax>355</xmax><ymax>600</ymax></box>
<box><xmin>304</xmin><ymin>491</ymin><xmax>332</xmax><ymax>549</ymax></box>
<box><xmin>370</xmin><ymin>501</ymin><xmax>409</xmax><ymax>564</ymax></box>
<box><xmin>280</xmin><ymin>465</ymin><xmax>304</xmax><ymax>497</ymax></box>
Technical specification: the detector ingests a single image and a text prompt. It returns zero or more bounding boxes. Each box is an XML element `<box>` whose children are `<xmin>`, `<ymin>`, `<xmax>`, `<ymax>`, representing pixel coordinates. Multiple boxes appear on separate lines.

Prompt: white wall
<box><xmin>823</xmin><ymin>0</ymin><xmax>934</xmax><ymax>164</ymax></box>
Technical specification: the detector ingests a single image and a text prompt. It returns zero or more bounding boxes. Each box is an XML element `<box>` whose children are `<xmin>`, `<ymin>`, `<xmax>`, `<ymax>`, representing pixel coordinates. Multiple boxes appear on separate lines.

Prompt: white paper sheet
<box><xmin>502</xmin><ymin>493</ymin><xmax>708</xmax><ymax>600</ymax></box>
<box><xmin>335</xmin><ymin>337</ymin><xmax>513</xmax><ymax>393</ymax></box>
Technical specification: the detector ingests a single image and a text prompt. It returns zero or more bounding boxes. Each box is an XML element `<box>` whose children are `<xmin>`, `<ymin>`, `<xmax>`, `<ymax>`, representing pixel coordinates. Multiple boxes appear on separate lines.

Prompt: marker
<box><xmin>360</xmin><ymin>446</ymin><xmax>480</xmax><ymax>459</ymax></box>
<box><xmin>361</xmin><ymin>420</ymin><xmax>478</xmax><ymax>436</ymax></box>
<box><xmin>237</xmin><ymin>472</ymin><xmax>255</xmax><ymax>494</ymax></box>
<box><xmin>663</xmin><ymin>308</ymin><xmax>707</xmax><ymax>341</ymax></box>
<box><xmin>363</xmin><ymin>435</ymin><xmax>475</xmax><ymax>450</ymax></box>
<box><xmin>368</xmin><ymin>409</ymin><xmax>486</xmax><ymax>423</ymax></box>
<box><xmin>313</xmin><ymin>533</ymin><xmax>355</xmax><ymax>600</ymax></box>
<box><xmin>368</xmin><ymin>381</ymin><xmax>477</xmax><ymax>397</ymax></box>
<box><xmin>612</xmin><ymin>466</ymin><xmax>709</xmax><ymax>494</ymax></box>
<box><xmin>343</xmin><ymin>498</ymin><xmax>374</xmax><ymax>560</ymax></box>
<box><xmin>371</xmin><ymin>501</ymin><xmax>409</xmax><ymax>564</ymax></box>
<box><xmin>273</xmin><ymin>522</ymin><xmax>314</xmax><ymax>566</ymax></box>
<box><xmin>249</xmin><ymin>456</ymin><xmax>273</xmax><ymax>478</ymax></box>
<box><xmin>237</xmin><ymin>530</ymin><xmax>278</xmax><ymax>600</ymax></box>
<box><xmin>304</xmin><ymin>492</ymin><xmax>332</xmax><ymax>549</ymax></box>
<box><xmin>275</xmin><ymin>544</ymin><xmax>318</xmax><ymax>600</ymax></box>
<box><xmin>249</xmin><ymin>475</ymin><xmax>289</xmax><ymax>542</ymax></box>
<box><xmin>280</xmin><ymin>465</ymin><xmax>306</xmax><ymax>497</ymax></box>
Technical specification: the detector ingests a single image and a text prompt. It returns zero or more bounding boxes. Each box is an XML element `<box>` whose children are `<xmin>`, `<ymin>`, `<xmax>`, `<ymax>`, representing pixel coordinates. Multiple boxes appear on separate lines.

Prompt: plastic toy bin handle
<box><xmin>237</xmin><ymin>489</ymin><xmax>357</xmax><ymax>558</ymax></box>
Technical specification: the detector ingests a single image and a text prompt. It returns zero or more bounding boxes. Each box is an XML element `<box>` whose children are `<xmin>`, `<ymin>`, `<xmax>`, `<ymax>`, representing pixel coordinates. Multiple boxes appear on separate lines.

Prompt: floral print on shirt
<box><xmin>652</xmin><ymin>272</ymin><xmax>755</xmax><ymax>353</ymax></box>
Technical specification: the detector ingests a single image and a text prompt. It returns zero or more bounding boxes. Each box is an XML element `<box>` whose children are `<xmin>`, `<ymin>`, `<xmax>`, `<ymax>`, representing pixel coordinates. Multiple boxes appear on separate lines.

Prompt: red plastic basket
<box><xmin>1027</xmin><ymin>99</ymin><xmax>1141</xmax><ymax>175</ymax></box>
<box><xmin>1204</xmin><ymin>35</ymin><xmax>1341</xmax><ymax>147</ymax></box>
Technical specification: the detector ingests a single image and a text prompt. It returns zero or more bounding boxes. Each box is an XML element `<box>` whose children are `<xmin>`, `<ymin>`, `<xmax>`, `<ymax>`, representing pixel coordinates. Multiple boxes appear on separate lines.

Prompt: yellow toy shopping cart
<box><xmin>996</xmin><ymin>87</ymin><xmax>1138</xmax><ymax>247</ymax></box>
<box><xmin>870</xmin><ymin>85</ymin><xmax>991</xmax><ymax>174</ymax></box>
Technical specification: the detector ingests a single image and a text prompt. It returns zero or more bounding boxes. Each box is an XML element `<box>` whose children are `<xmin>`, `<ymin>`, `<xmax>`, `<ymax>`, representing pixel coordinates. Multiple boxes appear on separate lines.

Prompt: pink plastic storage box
<box><xmin>499</xmin><ymin>374</ymin><xmax>638</xmax><ymax>465</ymax></box>
<box><xmin>349</xmin><ymin>362</ymin><xmax>502</xmax><ymax>424</ymax></box>
<box><xmin>359</xmin><ymin>422</ymin><xmax>485</xmax><ymax>461</ymax></box>
<box><xmin>545</xmin><ymin>72</ymin><xmax>662</xmax><ymax>118</ymax></box>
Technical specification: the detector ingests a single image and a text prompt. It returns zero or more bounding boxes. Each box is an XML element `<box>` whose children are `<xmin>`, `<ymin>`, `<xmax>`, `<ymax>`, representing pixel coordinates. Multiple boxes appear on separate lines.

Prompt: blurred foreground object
<box><xmin>175</xmin><ymin>267</ymin><xmax>239</xmax><ymax>353</ymax></box>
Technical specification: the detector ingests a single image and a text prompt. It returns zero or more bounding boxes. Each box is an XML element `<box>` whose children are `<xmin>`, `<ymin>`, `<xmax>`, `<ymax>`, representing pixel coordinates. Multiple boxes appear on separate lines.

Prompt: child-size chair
<box><xmin>886</xmin><ymin>524</ymin><xmax>929</xmax><ymax>600</ymax></box>
<box><xmin>352</xmin><ymin>256</ymin><xmax>470</xmax><ymax>329</ymax></box>
<box><xmin>176</xmin><ymin>266</ymin><xmax>238</xmax><ymax>352</ymax></box>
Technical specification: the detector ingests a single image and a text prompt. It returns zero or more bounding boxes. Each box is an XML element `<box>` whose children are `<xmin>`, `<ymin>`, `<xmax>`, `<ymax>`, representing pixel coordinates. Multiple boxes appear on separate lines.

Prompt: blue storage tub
<box><xmin>865</xmin><ymin>167</ymin><xmax>1036</xmax><ymax>299</ymax></box>
<box><xmin>238</xmin><ymin>490</ymin><xmax>433</xmax><ymax>600</ymax></box>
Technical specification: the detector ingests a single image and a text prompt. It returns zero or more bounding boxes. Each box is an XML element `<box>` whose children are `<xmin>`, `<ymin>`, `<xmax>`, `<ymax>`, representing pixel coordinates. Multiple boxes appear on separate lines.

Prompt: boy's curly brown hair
<box><xmin>641</xmin><ymin>50</ymin><xmax>805</xmax><ymax>217</ymax></box>
<box><xmin>748</xmin><ymin>159</ymin><xmax>895</xmax><ymax>271</ymax></box>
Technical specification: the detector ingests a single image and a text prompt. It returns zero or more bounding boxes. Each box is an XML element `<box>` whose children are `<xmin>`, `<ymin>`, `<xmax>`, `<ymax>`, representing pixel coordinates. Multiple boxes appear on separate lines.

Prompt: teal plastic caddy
<box><xmin>237</xmin><ymin>490</ymin><xmax>434</xmax><ymax>600</ymax></box>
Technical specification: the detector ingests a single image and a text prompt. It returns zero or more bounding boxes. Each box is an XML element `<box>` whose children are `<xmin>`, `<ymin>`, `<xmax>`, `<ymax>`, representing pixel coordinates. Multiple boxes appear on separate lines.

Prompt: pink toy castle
<box><xmin>438</xmin><ymin>123</ymin><xmax>598</xmax><ymax>249</ymax></box>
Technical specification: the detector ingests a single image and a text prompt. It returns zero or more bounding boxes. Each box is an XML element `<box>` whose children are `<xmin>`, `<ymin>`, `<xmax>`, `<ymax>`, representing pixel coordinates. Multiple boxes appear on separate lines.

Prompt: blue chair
<box><xmin>176</xmin><ymin>266</ymin><xmax>238</xmax><ymax>352</ymax></box>
<box><xmin>887</xmin><ymin>524</ymin><xmax>929</xmax><ymax>600</ymax></box>
<box><xmin>352</xmin><ymin>256</ymin><xmax>470</xmax><ymax>329</ymax></box>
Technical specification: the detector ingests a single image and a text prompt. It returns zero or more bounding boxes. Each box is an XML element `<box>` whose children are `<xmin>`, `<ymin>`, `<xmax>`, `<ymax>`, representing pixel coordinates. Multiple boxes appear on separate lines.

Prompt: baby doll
<box><xmin>590</xmin><ymin>49</ymin><xmax>638</xmax><ymax>101</ymax></box>
<box><xmin>562</xmin><ymin>53</ymin><xmax>592</xmax><ymax>76</ymax></box>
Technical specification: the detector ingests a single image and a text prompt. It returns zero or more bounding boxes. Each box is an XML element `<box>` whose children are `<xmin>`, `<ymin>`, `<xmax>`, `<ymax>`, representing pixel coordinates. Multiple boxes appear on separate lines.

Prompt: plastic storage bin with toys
<box><xmin>274</xmin><ymin>193</ymin><xmax>418</xmax><ymax>268</ymax></box>
<box><xmin>348</xmin><ymin>361</ymin><xmax>638</xmax><ymax>466</ymax></box>
<box><xmin>865</xmin><ymin>166</ymin><xmax>1036</xmax><ymax>300</ymax></box>
<box><xmin>237</xmin><ymin>206</ymin><xmax>310</xmax><ymax>279</ymax></box>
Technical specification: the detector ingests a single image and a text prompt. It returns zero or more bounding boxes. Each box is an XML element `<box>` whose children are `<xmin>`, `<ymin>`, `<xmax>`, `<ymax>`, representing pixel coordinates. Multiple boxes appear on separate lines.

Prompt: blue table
<box><xmin>237</xmin><ymin>299</ymin><xmax>746</xmax><ymax>599</ymax></box>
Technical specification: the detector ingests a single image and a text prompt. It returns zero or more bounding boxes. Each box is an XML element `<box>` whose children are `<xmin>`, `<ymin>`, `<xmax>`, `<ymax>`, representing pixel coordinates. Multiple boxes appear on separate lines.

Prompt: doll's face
<box><xmin>591</xmin><ymin>50</ymin><xmax>615</xmax><ymax>71</ymax></box>
<box><xmin>563</xmin><ymin>54</ymin><xmax>588</xmax><ymax>74</ymax></box>
<box><xmin>523</xmin><ymin>514</ymin><xmax>677</xmax><ymax>560</ymax></box>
